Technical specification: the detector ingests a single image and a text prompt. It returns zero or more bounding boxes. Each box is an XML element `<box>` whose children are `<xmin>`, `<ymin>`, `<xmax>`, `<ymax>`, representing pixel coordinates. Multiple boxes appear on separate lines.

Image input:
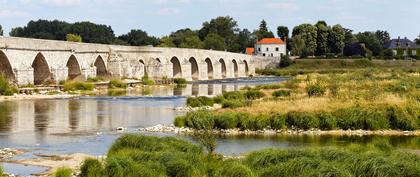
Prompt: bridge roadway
<box><xmin>0</xmin><ymin>37</ymin><xmax>274</xmax><ymax>85</ymax></box>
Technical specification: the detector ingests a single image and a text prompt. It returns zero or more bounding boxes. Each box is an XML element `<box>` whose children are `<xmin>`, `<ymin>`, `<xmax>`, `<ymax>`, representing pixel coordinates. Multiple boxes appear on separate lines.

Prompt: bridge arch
<box><xmin>170</xmin><ymin>57</ymin><xmax>182</xmax><ymax>78</ymax></box>
<box><xmin>219</xmin><ymin>58</ymin><xmax>227</xmax><ymax>79</ymax></box>
<box><xmin>94</xmin><ymin>56</ymin><xmax>107</xmax><ymax>77</ymax></box>
<box><xmin>232</xmin><ymin>59</ymin><xmax>239</xmax><ymax>78</ymax></box>
<box><xmin>32</xmin><ymin>53</ymin><xmax>51</xmax><ymax>85</ymax></box>
<box><xmin>66</xmin><ymin>55</ymin><xmax>82</xmax><ymax>80</ymax></box>
<box><xmin>243</xmin><ymin>60</ymin><xmax>249</xmax><ymax>76</ymax></box>
<box><xmin>0</xmin><ymin>50</ymin><xmax>15</xmax><ymax>82</ymax></box>
<box><xmin>139</xmin><ymin>59</ymin><xmax>147</xmax><ymax>77</ymax></box>
<box><xmin>205</xmin><ymin>58</ymin><xmax>213</xmax><ymax>79</ymax></box>
<box><xmin>189</xmin><ymin>57</ymin><xmax>199</xmax><ymax>80</ymax></box>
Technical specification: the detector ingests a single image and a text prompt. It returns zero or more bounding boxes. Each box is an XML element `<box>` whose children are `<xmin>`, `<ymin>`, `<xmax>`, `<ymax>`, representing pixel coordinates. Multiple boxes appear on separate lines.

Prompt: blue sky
<box><xmin>0</xmin><ymin>0</ymin><xmax>419</xmax><ymax>39</ymax></box>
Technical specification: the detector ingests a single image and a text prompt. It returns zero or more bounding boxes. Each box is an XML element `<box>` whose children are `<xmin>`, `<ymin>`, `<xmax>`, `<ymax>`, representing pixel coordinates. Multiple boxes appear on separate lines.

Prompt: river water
<box><xmin>1</xmin><ymin>77</ymin><xmax>420</xmax><ymax>176</ymax></box>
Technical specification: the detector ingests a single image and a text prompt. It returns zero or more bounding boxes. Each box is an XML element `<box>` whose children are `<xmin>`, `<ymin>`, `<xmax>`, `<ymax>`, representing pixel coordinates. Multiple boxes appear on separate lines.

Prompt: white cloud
<box><xmin>41</xmin><ymin>0</ymin><xmax>81</xmax><ymax>7</ymax></box>
<box><xmin>0</xmin><ymin>9</ymin><xmax>29</xmax><ymax>17</ymax></box>
<box><xmin>264</xmin><ymin>1</ymin><xmax>298</xmax><ymax>10</ymax></box>
<box><xmin>157</xmin><ymin>7</ymin><xmax>181</xmax><ymax>15</ymax></box>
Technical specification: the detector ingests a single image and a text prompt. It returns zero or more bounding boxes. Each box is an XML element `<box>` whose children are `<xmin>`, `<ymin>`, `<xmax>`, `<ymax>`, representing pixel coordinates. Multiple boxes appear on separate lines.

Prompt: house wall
<box><xmin>254</xmin><ymin>44</ymin><xmax>286</xmax><ymax>58</ymax></box>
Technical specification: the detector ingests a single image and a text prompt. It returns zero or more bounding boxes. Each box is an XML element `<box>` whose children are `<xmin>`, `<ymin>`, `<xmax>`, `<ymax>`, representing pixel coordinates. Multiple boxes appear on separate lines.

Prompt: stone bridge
<box><xmin>0</xmin><ymin>37</ymin><xmax>276</xmax><ymax>85</ymax></box>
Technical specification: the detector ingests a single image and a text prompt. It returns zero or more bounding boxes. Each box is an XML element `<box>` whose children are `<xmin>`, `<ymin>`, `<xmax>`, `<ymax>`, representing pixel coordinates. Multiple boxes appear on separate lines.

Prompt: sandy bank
<box><xmin>0</xmin><ymin>94</ymin><xmax>78</xmax><ymax>102</ymax></box>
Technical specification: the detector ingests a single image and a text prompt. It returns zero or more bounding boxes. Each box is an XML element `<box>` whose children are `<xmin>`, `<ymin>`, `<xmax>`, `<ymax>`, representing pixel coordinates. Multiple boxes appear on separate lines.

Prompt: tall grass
<box><xmin>0</xmin><ymin>75</ymin><xmax>17</xmax><ymax>96</ymax></box>
<box><xmin>63</xmin><ymin>81</ymin><xmax>95</xmax><ymax>91</ymax></box>
<box><xmin>54</xmin><ymin>167</ymin><xmax>72</xmax><ymax>177</ymax></box>
<box><xmin>78</xmin><ymin>135</ymin><xmax>420</xmax><ymax>177</ymax></box>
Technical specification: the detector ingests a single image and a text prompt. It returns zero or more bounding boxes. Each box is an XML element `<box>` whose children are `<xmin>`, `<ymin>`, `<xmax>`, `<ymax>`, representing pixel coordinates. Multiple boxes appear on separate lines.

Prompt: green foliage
<box><xmin>66</xmin><ymin>33</ymin><xmax>82</xmax><ymax>42</ymax></box>
<box><xmin>222</xmin><ymin>99</ymin><xmax>246</xmax><ymax>108</ymax></box>
<box><xmin>195</xmin><ymin>131</ymin><xmax>217</xmax><ymax>155</ymax></box>
<box><xmin>87</xmin><ymin>77</ymin><xmax>105</xmax><ymax>82</ymax></box>
<box><xmin>356</xmin><ymin>32</ymin><xmax>383</xmax><ymax>56</ymax></box>
<box><xmin>306</xmin><ymin>82</ymin><xmax>326</xmax><ymax>97</ymax></box>
<box><xmin>272</xmin><ymin>90</ymin><xmax>291</xmax><ymax>97</ymax></box>
<box><xmin>221</xmin><ymin>161</ymin><xmax>255</xmax><ymax>177</ymax></box>
<box><xmin>142</xmin><ymin>76</ymin><xmax>155</xmax><ymax>85</ymax></box>
<box><xmin>0</xmin><ymin>75</ymin><xmax>17</xmax><ymax>96</ymax></box>
<box><xmin>109</xmin><ymin>79</ymin><xmax>128</xmax><ymax>89</ymax></box>
<box><xmin>198</xmin><ymin>16</ymin><xmax>238</xmax><ymax>51</ymax></box>
<box><xmin>187</xmin><ymin>96</ymin><xmax>215</xmax><ymax>108</ymax></box>
<box><xmin>315</xmin><ymin>21</ymin><xmax>330</xmax><ymax>56</ymax></box>
<box><xmin>277</xmin><ymin>26</ymin><xmax>289</xmax><ymax>41</ymax></box>
<box><xmin>0</xmin><ymin>165</ymin><xmax>4</xmax><ymax>177</ymax></box>
<box><xmin>292</xmin><ymin>24</ymin><xmax>318</xmax><ymax>56</ymax></box>
<box><xmin>118</xmin><ymin>29</ymin><xmax>159</xmax><ymax>46</ymax></box>
<box><xmin>54</xmin><ymin>167</ymin><xmax>72</xmax><ymax>177</ymax></box>
<box><xmin>244</xmin><ymin>90</ymin><xmax>265</xmax><ymax>100</ymax></box>
<box><xmin>328</xmin><ymin>24</ymin><xmax>345</xmax><ymax>55</ymax></box>
<box><xmin>286</xmin><ymin>112</ymin><xmax>319</xmax><ymax>130</ymax></box>
<box><xmin>80</xmin><ymin>158</ymin><xmax>104</xmax><ymax>177</ymax></box>
<box><xmin>180</xmin><ymin>35</ymin><xmax>204</xmax><ymax>49</ymax></box>
<box><xmin>173</xmin><ymin>78</ymin><xmax>187</xmax><ymax>85</ymax></box>
<box><xmin>203</xmin><ymin>33</ymin><xmax>226</xmax><ymax>51</ymax></box>
<box><xmin>279</xmin><ymin>55</ymin><xmax>293</xmax><ymax>68</ymax></box>
<box><xmin>63</xmin><ymin>81</ymin><xmax>95</xmax><ymax>91</ymax></box>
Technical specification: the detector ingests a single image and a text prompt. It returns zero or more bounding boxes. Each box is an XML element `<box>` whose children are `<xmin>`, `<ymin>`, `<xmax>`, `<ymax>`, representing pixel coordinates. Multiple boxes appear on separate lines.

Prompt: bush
<box><xmin>80</xmin><ymin>158</ymin><xmax>104</xmax><ymax>177</ymax></box>
<box><xmin>109</xmin><ymin>79</ymin><xmax>128</xmax><ymax>89</ymax></box>
<box><xmin>187</xmin><ymin>96</ymin><xmax>214</xmax><ymax>108</ymax></box>
<box><xmin>286</xmin><ymin>112</ymin><xmax>319</xmax><ymax>130</ymax></box>
<box><xmin>213</xmin><ymin>95</ymin><xmax>225</xmax><ymax>104</ymax></box>
<box><xmin>239</xmin><ymin>114</ymin><xmax>271</xmax><ymax>131</ymax></box>
<box><xmin>222</xmin><ymin>100</ymin><xmax>246</xmax><ymax>108</ymax></box>
<box><xmin>184</xmin><ymin>110</ymin><xmax>215</xmax><ymax>130</ymax></box>
<box><xmin>63</xmin><ymin>81</ymin><xmax>95</xmax><ymax>91</ymax></box>
<box><xmin>318</xmin><ymin>112</ymin><xmax>337</xmax><ymax>130</ymax></box>
<box><xmin>174</xmin><ymin>116</ymin><xmax>187</xmax><ymax>127</ymax></box>
<box><xmin>334</xmin><ymin>107</ymin><xmax>390</xmax><ymax>130</ymax></box>
<box><xmin>54</xmin><ymin>167</ymin><xmax>72</xmax><ymax>177</ymax></box>
<box><xmin>223</xmin><ymin>91</ymin><xmax>244</xmax><ymax>100</ymax></box>
<box><xmin>0</xmin><ymin>75</ymin><xmax>17</xmax><ymax>96</ymax></box>
<box><xmin>386</xmin><ymin>106</ymin><xmax>418</xmax><ymax>130</ymax></box>
<box><xmin>214</xmin><ymin>112</ymin><xmax>240</xmax><ymax>129</ymax></box>
<box><xmin>221</xmin><ymin>161</ymin><xmax>255</xmax><ymax>177</ymax></box>
<box><xmin>244</xmin><ymin>90</ymin><xmax>265</xmax><ymax>100</ymax></box>
<box><xmin>272</xmin><ymin>90</ymin><xmax>291</xmax><ymax>97</ymax></box>
<box><xmin>174</xmin><ymin>78</ymin><xmax>187</xmax><ymax>85</ymax></box>
<box><xmin>271</xmin><ymin>113</ymin><xmax>286</xmax><ymax>130</ymax></box>
<box><xmin>306</xmin><ymin>82</ymin><xmax>326</xmax><ymax>97</ymax></box>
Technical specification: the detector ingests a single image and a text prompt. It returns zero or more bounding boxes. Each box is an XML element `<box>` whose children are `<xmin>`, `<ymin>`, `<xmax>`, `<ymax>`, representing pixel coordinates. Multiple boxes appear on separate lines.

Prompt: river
<box><xmin>1</xmin><ymin>77</ymin><xmax>420</xmax><ymax>176</ymax></box>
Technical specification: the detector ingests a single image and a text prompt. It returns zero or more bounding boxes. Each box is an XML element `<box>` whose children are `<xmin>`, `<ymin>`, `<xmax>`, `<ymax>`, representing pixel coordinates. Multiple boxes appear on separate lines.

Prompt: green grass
<box><xmin>78</xmin><ymin>134</ymin><xmax>420</xmax><ymax>177</ymax></box>
<box><xmin>54</xmin><ymin>167</ymin><xmax>72</xmax><ymax>177</ymax></box>
<box><xmin>0</xmin><ymin>75</ymin><xmax>17</xmax><ymax>96</ymax></box>
<box><xmin>63</xmin><ymin>81</ymin><xmax>95</xmax><ymax>91</ymax></box>
<box><xmin>175</xmin><ymin>104</ymin><xmax>420</xmax><ymax>131</ymax></box>
<box><xmin>109</xmin><ymin>79</ymin><xmax>128</xmax><ymax>89</ymax></box>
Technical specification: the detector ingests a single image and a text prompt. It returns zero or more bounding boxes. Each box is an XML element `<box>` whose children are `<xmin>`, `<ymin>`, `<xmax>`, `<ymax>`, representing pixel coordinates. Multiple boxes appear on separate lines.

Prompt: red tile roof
<box><xmin>246</xmin><ymin>48</ymin><xmax>254</xmax><ymax>55</ymax></box>
<box><xmin>257</xmin><ymin>38</ymin><xmax>284</xmax><ymax>45</ymax></box>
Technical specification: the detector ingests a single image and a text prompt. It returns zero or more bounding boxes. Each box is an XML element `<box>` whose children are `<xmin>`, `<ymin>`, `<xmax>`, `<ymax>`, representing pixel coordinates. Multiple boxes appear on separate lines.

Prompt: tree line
<box><xmin>1</xmin><ymin>18</ymin><xmax>418</xmax><ymax>57</ymax></box>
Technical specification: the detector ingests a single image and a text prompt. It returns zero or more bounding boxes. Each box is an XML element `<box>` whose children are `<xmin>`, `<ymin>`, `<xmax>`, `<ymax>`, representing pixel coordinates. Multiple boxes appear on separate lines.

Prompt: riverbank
<box><xmin>139</xmin><ymin>124</ymin><xmax>420</xmax><ymax>136</ymax></box>
<box><xmin>0</xmin><ymin>94</ymin><xmax>78</xmax><ymax>102</ymax></box>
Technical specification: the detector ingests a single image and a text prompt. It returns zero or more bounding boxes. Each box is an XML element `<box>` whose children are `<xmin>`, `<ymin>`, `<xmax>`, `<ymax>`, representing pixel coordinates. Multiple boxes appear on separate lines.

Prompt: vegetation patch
<box><xmin>0</xmin><ymin>75</ymin><xmax>17</xmax><ymax>96</ymax></box>
<box><xmin>108</xmin><ymin>79</ymin><xmax>128</xmax><ymax>89</ymax></box>
<box><xmin>63</xmin><ymin>81</ymin><xmax>95</xmax><ymax>91</ymax></box>
<box><xmin>54</xmin><ymin>167</ymin><xmax>72</xmax><ymax>177</ymax></box>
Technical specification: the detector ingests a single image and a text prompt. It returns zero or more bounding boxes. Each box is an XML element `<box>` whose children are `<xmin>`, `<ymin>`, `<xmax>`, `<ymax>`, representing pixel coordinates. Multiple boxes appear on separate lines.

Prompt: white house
<box><xmin>254</xmin><ymin>38</ymin><xmax>286</xmax><ymax>58</ymax></box>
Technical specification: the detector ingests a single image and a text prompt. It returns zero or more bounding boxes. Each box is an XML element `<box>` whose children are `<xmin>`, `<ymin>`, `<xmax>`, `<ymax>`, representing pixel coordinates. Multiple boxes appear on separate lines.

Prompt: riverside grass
<box><xmin>180</xmin><ymin>65</ymin><xmax>419</xmax><ymax>131</ymax></box>
<box><xmin>78</xmin><ymin>134</ymin><xmax>420</xmax><ymax>177</ymax></box>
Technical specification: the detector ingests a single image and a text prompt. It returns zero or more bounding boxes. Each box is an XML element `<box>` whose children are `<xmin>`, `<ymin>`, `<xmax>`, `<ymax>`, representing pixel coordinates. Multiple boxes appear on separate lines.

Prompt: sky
<box><xmin>0</xmin><ymin>0</ymin><xmax>419</xmax><ymax>40</ymax></box>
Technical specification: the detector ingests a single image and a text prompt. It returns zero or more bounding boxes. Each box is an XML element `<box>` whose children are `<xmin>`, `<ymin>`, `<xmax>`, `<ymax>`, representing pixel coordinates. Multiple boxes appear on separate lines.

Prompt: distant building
<box><xmin>246</xmin><ymin>47</ymin><xmax>254</xmax><ymax>55</ymax></box>
<box><xmin>254</xmin><ymin>38</ymin><xmax>286</xmax><ymax>58</ymax></box>
<box><xmin>385</xmin><ymin>37</ymin><xmax>419</xmax><ymax>56</ymax></box>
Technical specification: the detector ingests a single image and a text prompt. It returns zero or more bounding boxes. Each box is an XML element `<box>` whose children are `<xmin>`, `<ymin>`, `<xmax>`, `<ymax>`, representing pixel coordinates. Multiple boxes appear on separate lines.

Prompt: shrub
<box><xmin>386</xmin><ymin>106</ymin><xmax>418</xmax><ymax>130</ymax></box>
<box><xmin>185</xmin><ymin>110</ymin><xmax>215</xmax><ymax>130</ymax></box>
<box><xmin>109</xmin><ymin>79</ymin><xmax>128</xmax><ymax>89</ymax></box>
<box><xmin>54</xmin><ymin>167</ymin><xmax>72</xmax><ymax>177</ymax></box>
<box><xmin>174</xmin><ymin>116</ymin><xmax>187</xmax><ymax>127</ymax></box>
<box><xmin>272</xmin><ymin>90</ymin><xmax>291</xmax><ymax>97</ymax></box>
<box><xmin>0</xmin><ymin>75</ymin><xmax>17</xmax><ymax>96</ymax></box>
<box><xmin>222</xmin><ymin>100</ymin><xmax>246</xmax><ymax>109</ymax></box>
<box><xmin>271</xmin><ymin>113</ymin><xmax>286</xmax><ymax>130</ymax></box>
<box><xmin>244</xmin><ymin>90</ymin><xmax>265</xmax><ymax>100</ymax></box>
<box><xmin>187</xmin><ymin>96</ymin><xmax>215</xmax><ymax>108</ymax></box>
<box><xmin>306</xmin><ymin>82</ymin><xmax>326</xmax><ymax>97</ymax></box>
<box><xmin>223</xmin><ymin>91</ymin><xmax>245</xmax><ymax>100</ymax></box>
<box><xmin>63</xmin><ymin>81</ymin><xmax>95</xmax><ymax>91</ymax></box>
<box><xmin>239</xmin><ymin>114</ymin><xmax>271</xmax><ymax>131</ymax></box>
<box><xmin>280</xmin><ymin>55</ymin><xmax>294</xmax><ymax>68</ymax></box>
<box><xmin>286</xmin><ymin>112</ymin><xmax>319</xmax><ymax>130</ymax></box>
<box><xmin>214</xmin><ymin>112</ymin><xmax>240</xmax><ymax>129</ymax></box>
<box><xmin>213</xmin><ymin>95</ymin><xmax>225</xmax><ymax>104</ymax></box>
<box><xmin>318</xmin><ymin>112</ymin><xmax>337</xmax><ymax>130</ymax></box>
<box><xmin>334</xmin><ymin>107</ymin><xmax>389</xmax><ymax>130</ymax></box>
<box><xmin>174</xmin><ymin>78</ymin><xmax>188</xmax><ymax>85</ymax></box>
<box><xmin>80</xmin><ymin>158</ymin><xmax>104</xmax><ymax>177</ymax></box>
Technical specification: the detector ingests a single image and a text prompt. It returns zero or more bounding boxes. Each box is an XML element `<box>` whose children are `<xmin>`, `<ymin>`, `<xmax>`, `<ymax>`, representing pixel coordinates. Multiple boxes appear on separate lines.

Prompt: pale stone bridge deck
<box><xmin>0</xmin><ymin>37</ymin><xmax>276</xmax><ymax>85</ymax></box>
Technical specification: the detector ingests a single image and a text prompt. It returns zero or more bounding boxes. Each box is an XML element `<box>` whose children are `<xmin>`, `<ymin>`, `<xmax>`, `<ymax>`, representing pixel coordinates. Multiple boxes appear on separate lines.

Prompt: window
<box><xmin>266</xmin><ymin>48</ymin><xmax>269</xmax><ymax>52</ymax></box>
<box><xmin>271</xmin><ymin>53</ymin><xmax>273</xmax><ymax>57</ymax></box>
<box><xmin>276</xmin><ymin>47</ymin><xmax>279</xmax><ymax>51</ymax></box>
<box><xmin>258</xmin><ymin>48</ymin><xmax>261</xmax><ymax>52</ymax></box>
<box><xmin>263</xmin><ymin>53</ymin><xmax>266</xmax><ymax>57</ymax></box>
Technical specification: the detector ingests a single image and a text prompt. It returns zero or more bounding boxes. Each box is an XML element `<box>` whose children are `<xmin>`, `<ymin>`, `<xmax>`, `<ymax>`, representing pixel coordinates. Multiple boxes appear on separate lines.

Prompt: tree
<box><xmin>170</xmin><ymin>28</ymin><xmax>198</xmax><ymax>47</ymax></box>
<box><xmin>180</xmin><ymin>36</ymin><xmax>203</xmax><ymax>49</ymax></box>
<box><xmin>259</xmin><ymin>19</ymin><xmax>268</xmax><ymax>32</ymax></box>
<box><xmin>277</xmin><ymin>26</ymin><xmax>289</xmax><ymax>41</ymax></box>
<box><xmin>315</xmin><ymin>21</ymin><xmax>330</xmax><ymax>56</ymax></box>
<box><xmin>344</xmin><ymin>28</ymin><xmax>358</xmax><ymax>45</ymax></box>
<box><xmin>328</xmin><ymin>24</ymin><xmax>345</xmax><ymax>55</ymax></box>
<box><xmin>198</xmin><ymin>16</ymin><xmax>239</xmax><ymax>51</ymax></box>
<box><xmin>9</xmin><ymin>20</ymin><xmax>70</xmax><ymax>40</ymax></box>
<box><xmin>67</xmin><ymin>21</ymin><xmax>115</xmax><ymax>44</ymax></box>
<box><xmin>118</xmin><ymin>29</ymin><xmax>159</xmax><ymax>46</ymax></box>
<box><xmin>292</xmin><ymin>24</ymin><xmax>317</xmax><ymax>56</ymax></box>
<box><xmin>204</xmin><ymin>33</ymin><xmax>226</xmax><ymax>51</ymax></box>
<box><xmin>291</xmin><ymin>35</ymin><xmax>306</xmax><ymax>57</ymax></box>
<box><xmin>158</xmin><ymin>36</ymin><xmax>176</xmax><ymax>47</ymax></box>
<box><xmin>9</xmin><ymin>27</ymin><xmax>24</xmax><ymax>37</ymax></box>
<box><xmin>254</xmin><ymin>30</ymin><xmax>275</xmax><ymax>41</ymax></box>
<box><xmin>232</xmin><ymin>29</ymin><xmax>254</xmax><ymax>53</ymax></box>
<box><xmin>0</xmin><ymin>25</ymin><xmax>3</xmax><ymax>36</ymax></box>
<box><xmin>66</xmin><ymin>34</ymin><xmax>82</xmax><ymax>42</ymax></box>
<box><xmin>415</xmin><ymin>34</ymin><xmax>420</xmax><ymax>45</ymax></box>
<box><xmin>375</xmin><ymin>30</ymin><xmax>391</xmax><ymax>47</ymax></box>
<box><xmin>356</xmin><ymin>32</ymin><xmax>383</xmax><ymax>56</ymax></box>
